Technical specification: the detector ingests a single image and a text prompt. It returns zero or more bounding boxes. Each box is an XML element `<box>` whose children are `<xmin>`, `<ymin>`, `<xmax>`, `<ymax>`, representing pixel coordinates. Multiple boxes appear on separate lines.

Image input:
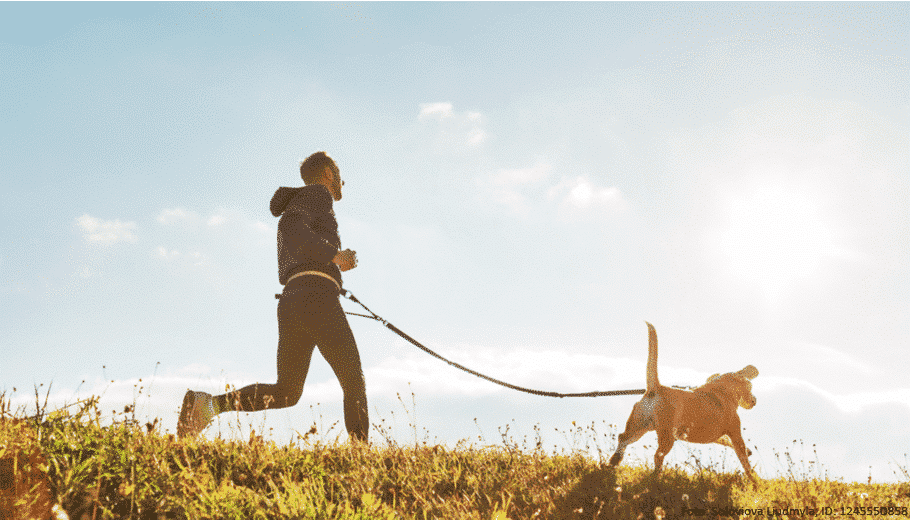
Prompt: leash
<box><xmin>336</xmin><ymin>289</ymin><xmax>647</xmax><ymax>398</ymax></box>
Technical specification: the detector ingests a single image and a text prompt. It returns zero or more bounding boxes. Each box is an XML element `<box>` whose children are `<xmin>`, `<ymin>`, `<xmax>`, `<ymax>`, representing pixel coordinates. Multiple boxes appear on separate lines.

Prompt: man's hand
<box><xmin>333</xmin><ymin>249</ymin><xmax>358</xmax><ymax>272</ymax></box>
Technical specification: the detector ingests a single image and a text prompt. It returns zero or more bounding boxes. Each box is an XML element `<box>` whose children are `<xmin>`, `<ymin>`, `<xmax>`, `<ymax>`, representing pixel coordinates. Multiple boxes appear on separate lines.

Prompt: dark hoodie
<box><xmin>270</xmin><ymin>184</ymin><xmax>342</xmax><ymax>287</ymax></box>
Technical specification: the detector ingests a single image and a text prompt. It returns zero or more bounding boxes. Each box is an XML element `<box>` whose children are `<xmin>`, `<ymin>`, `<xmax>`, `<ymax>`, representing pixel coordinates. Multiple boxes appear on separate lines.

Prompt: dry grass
<box><xmin>2</xmin><ymin>388</ymin><xmax>909</xmax><ymax>519</ymax></box>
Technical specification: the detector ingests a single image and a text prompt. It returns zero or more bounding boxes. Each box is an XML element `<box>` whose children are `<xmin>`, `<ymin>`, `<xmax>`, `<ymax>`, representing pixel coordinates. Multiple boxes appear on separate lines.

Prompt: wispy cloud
<box><xmin>205</xmin><ymin>208</ymin><xmax>273</xmax><ymax>234</ymax></box>
<box><xmin>547</xmin><ymin>176</ymin><xmax>624</xmax><ymax>211</ymax></box>
<box><xmin>465</xmin><ymin>114</ymin><xmax>485</xmax><ymax>146</ymax></box>
<box><xmin>480</xmin><ymin>161</ymin><xmax>552</xmax><ymax>216</ymax></box>
<box><xmin>250</xmin><ymin>221</ymin><xmax>272</xmax><ymax>234</ymax></box>
<box><xmin>156</xmin><ymin>207</ymin><xmax>273</xmax><ymax>235</ymax></box>
<box><xmin>491</xmin><ymin>162</ymin><xmax>552</xmax><ymax>187</ymax></box>
<box><xmin>793</xmin><ymin>341</ymin><xmax>875</xmax><ymax>376</ymax></box>
<box><xmin>155</xmin><ymin>246</ymin><xmax>181</xmax><ymax>261</ymax></box>
<box><xmin>418</xmin><ymin>102</ymin><xmax>455</xmax><ymax>120</ymax></box>
<box><xmin>418</xmin><ymin>102</ymin><xmax>486</xmax><ymax>150</ymax></box>
<box><xmin>155</xmin><ymin>247</ymin><xmax>206</xmax><ymax>266</ymax></box>
<box><xmin>76</xmin><ymin>214</ymin><xmax>138</xmax><ymax>244</ymax></box>
<box><xmin>156</xmin><ymin>207</ymin><xmax>199</xmax><ymax>225</ymax></box>
<box><xmin>151</xmin><ymin>206</ymin><xmax>273</xmax><ymax>279</ymax></box>
<box><xmin>753</xmin><ymin>376</ymin><xmax>910</xmax><ymax>414</ymax></box>
<box><xmin>481</xmin><ymin>162</ymin><xmax>624</xmax><ymax>217</ymax></box>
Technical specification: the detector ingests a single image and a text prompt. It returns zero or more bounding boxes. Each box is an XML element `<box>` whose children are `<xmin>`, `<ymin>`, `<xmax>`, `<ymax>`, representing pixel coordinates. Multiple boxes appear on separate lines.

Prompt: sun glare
<box><xmin>718</xmin><ymin>181</ymin><xmax>837</xmax><ymax>303</ymax></box>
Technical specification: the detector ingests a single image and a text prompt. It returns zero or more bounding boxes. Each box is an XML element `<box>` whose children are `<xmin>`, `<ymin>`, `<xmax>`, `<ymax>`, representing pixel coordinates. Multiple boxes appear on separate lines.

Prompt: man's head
<box><xmin>300</xmin><ymin>151</ymin><xmax>343</xmax><ymax>201</ymax></box>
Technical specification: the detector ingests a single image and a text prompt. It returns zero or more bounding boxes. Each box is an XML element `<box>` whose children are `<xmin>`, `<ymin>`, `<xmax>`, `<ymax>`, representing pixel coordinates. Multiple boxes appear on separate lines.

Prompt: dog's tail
<box><xmin>645</xmin><ymin>321</ymin><xmax>659</xmax><ymax>392</ymax></box>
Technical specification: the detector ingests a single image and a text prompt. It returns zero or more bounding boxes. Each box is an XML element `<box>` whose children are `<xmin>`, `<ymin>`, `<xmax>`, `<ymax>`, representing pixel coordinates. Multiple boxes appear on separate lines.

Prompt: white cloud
<box><xmin>465</xmin><ymin>111</ymin><xmax>485</xmax><ymax>145</ymax></box>
<box><xmin>753</xmin><ymin>376</ymin><xmax>910</xmax><ymax>415</ymax></box>
<box><xmin>151</xmin><ymin>207</ymin><xmax>272</xmax><ymax>285</ymax></box>
<box><xmin>480</xmin><ymin>161</ymin><xmax>552</xmax><ymax>216</ymax></box>
<box><xmin>157</xmin><ymin>207</ymin><xmax>273</xmax><ymax>235</ymax></box>
<box><xmin>155</xmin><ymin>207</ymin><xmax>273</xmax><ymax>251</ymax></box>
<box><xmin>156</xmin><ymin>207</ymin><xmax>198</xmax><ymax>225</ymax></box>
<box><xmin>547</xmin><ymin>176</ymin><xmax>624</xmax><ymax>210</ymax></box>
<box><xmin>418</xmin><ymin>102</ymin><xmax>454</xmax><ymax>120</ymax></box>
<box><xmin>205</xmin><ymin>209</ymin><xmax>273</xmax><ymax>235</ymax></box>
<box><xmin>76</xmin><ymin>214</ymin><xmax>137</xmax><ymax>244</ymax></box>
<box><xmin>482</xmin><ymin>162</ymin><xmax>624</xmax><ymax>217</ymax></box>
<box><xmin>492</xmin><ymin>162</ymin><xmax>552</xmax><ymax>187</ymax></box>
<box><xmin>417</xmin><ymin>102</ymin><xmax>486</xmax><ymax>149</ymax></box>
<box><xmin>467</xmin><ymin>127</ymin><xmax>486</xmax><ymax>146</ymax></box>
<box><xmin>155</xmin><ymin>247</ymin><xmax>208</xmax><ymax>267</ymax></box>
<box><xmin>250</xmin><ymin>221</ymin><xmax>272</xmax><ymax>234</ymax></box>
<box><xmin>155</xmin><ymin>246</ymin><xmax>181</xmax><ymax>261</ymax></box>
<box><xmin>792</xmin><ymin>341</ymin><xmax>875</xmax><ymax>376</ymax></box>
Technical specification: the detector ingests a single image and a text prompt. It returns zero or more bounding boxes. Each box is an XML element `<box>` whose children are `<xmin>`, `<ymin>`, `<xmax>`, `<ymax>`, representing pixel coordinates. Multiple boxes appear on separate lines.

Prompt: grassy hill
<box><xmin>3</xmin><ymin>392</ymin><xmax>909</xmax><ymax>519</ymax></box>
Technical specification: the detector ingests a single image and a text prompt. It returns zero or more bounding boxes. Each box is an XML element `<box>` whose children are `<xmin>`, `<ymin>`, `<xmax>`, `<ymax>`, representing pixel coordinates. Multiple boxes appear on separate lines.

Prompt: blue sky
<box><xmin>2</xmin><ymin>2</ymin><xmax>908</xmax><ymax>483</ymax></box>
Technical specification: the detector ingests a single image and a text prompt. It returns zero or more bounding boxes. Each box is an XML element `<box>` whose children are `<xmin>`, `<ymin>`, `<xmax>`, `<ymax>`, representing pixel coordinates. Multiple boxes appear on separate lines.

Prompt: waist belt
<box><xmin>284</xmin><ymin>270</ymin><xmax>341</xmax><ymax>292</ymax></box>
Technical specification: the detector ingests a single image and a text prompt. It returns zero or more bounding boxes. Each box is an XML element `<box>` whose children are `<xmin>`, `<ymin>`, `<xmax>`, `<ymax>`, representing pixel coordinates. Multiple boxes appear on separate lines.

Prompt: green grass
<box><xmin>3</xmin><ymin>389</ymin><xmax>910</xmax><ymax>519</ymax></box>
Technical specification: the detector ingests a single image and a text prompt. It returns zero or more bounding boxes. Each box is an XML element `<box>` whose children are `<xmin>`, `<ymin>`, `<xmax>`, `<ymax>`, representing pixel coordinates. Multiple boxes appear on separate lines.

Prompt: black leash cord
<box><xmin>337</xmin><ymin>289</ymin><xmax>646</xmax><ymax>398</ymax></box>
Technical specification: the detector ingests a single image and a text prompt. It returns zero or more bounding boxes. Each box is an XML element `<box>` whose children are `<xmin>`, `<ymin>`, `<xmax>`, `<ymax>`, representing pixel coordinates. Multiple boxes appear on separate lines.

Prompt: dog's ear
<box><xmin>706</xmin><ymin>366</ymin><xmax>758</xmax><ymax>385</ymax></box>
<box><xmin>739</xmin><ymin>395</ymin><xmax>757</xmax><ymax>410</ymax></box>
<box><xmin>737</xmin><ymin>365</ymin><xmax>759</xmax><ymax>380</ymax></box>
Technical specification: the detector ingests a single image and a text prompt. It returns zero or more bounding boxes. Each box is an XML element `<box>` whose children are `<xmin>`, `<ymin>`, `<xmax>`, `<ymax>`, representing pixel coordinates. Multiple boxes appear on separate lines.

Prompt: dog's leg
<box><xmin>609</xmin><ymin>426</ymin><xmax>649</xmax><ymax>467</ymax></box>
<box><xmin>652</xmin><ymin>427</ymin><xmax>676</xmax><ymax>477</ymax></box>
<box><xmin>714</xmin><ymin>434</ymin><xmax>733</xmax><ymax>449</ymax></box>
<box><xmin>609</xmin><ymin>401</ymin><xmax>653</xmax><ymax>467</ymax></box>
<box><xmin>727</xmin><ymin>429</ymin><xmax>758</xmax><ymax>486</ymax></box>
<box><xmin>715</xmin><ymin>434</ymin><xmax>752</xmax><ymax>457</ymax></box>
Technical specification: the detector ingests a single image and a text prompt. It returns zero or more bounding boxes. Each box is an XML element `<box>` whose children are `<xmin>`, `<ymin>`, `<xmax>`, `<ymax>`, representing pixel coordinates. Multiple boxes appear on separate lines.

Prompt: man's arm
<box><xmin>279</xmin><ymin>211</ymin><xmax>357</xmax><ymax>272</ymax></box>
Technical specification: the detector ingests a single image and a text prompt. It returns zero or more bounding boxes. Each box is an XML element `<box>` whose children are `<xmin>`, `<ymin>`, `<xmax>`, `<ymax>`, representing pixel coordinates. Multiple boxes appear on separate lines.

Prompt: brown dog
<box><xmin>608</xmin><ymin>322</ymin><xmax>759</xmax><ymax>485</ymax></box>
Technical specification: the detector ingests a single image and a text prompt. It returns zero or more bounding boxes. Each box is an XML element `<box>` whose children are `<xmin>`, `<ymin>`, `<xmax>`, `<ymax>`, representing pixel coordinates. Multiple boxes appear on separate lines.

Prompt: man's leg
<box><xmin>214</xmin><ymin>343</ymin><xmax>314</xmax><ymax>412</ymax></box>
<box><xmin>214</xmin><ymin>293</ymin><xmax>316</xmax><ymax>413</ymax></box>
<box><xmin>314</xmin><ymin>301</ymin><xmax>369</xmax><ymax>442</ymax></box>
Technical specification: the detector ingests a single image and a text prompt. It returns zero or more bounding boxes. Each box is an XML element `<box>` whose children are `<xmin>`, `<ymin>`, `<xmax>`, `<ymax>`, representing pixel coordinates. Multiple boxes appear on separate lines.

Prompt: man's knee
<box><xmin>274</xmin><ymin>383</ymin><xmax>304</xmax><ymax>408</ymax></box>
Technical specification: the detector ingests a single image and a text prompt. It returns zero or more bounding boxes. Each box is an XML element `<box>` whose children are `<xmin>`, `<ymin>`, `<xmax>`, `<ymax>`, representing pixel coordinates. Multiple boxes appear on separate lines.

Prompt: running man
<box><xmin>177</xmin><ymin>151</ymin><xmax>369</xmax><ymax>442</ymax></box>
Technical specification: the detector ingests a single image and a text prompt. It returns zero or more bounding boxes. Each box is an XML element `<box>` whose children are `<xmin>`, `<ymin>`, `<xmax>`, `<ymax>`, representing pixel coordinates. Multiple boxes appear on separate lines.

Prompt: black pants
<box><xmin>215</xmin><ymin>276</ymin><xmax>368</xmax><ymax>441</ymax></box>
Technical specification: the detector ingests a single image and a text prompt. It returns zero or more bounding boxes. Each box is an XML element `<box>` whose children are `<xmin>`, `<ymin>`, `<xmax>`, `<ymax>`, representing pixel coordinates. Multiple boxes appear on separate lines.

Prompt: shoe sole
<box><xmin>177</xmin><ymin>390</ymin><xmax>198</xmax><ymax>439</ymax></box>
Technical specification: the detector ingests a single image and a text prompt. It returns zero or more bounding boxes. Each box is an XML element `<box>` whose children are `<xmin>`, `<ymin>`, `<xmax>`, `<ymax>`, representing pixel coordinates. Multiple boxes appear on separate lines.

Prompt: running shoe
<box><xmin>177</xmin><ymin>390</ymin><xmax>216</xmax><ymax>438</ymax></box>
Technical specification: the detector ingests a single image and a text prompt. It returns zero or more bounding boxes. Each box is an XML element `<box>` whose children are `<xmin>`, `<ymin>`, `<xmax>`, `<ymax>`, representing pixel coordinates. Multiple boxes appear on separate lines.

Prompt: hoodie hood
<box><xmin>270</xmin><ymin>185</ymin><xmax>332</xmax><ymax>217</ymax></box>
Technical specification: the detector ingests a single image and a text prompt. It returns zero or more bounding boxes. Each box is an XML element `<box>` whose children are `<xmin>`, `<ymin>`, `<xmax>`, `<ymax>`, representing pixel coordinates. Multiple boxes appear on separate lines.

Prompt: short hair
<box><xmin>300</xmin><ymin>151</ymin><xmax>339</xmax><ymax>185</ymax></box>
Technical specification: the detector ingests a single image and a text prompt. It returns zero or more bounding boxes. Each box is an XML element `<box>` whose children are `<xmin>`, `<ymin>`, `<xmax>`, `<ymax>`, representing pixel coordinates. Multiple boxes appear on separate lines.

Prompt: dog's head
<box><xmin>705</xmin><ymin>365</ymin><xmax>759</xmax><ymax>409</ymax></box>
